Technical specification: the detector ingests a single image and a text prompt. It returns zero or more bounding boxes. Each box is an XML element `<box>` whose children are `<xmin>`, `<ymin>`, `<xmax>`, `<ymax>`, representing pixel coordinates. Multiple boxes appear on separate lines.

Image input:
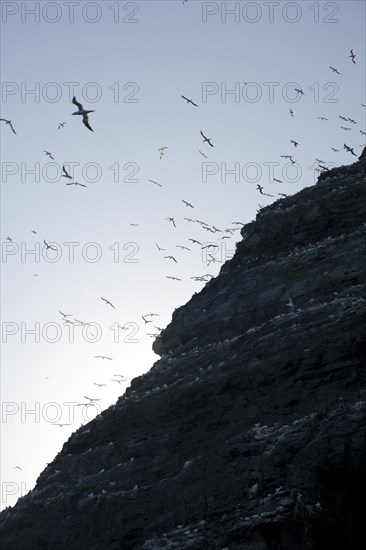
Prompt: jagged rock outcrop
<box><xmin>1</xmin><ymin>157</ymin><xmax>365</xmax><ymax>549</ymax></box>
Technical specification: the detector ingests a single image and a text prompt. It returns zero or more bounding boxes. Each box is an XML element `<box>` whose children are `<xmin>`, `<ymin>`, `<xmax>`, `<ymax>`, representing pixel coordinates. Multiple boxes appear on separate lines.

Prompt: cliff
<box><xmin>1</xmin><ymin>154</ymin><xmax>365</xmax><ymax>550</ymax></box>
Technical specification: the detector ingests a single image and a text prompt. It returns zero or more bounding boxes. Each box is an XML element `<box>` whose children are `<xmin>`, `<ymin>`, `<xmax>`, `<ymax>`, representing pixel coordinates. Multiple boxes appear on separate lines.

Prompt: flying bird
<box><xmin>289</xmin><ymin>109</ymin><xmax>295</xmax><ymax>117</ymax></box>
<box><xmin>94</xmin><ymin>355</ymin><xmax>113</xmax><ymax>360</ymax></box>
<box><xmin>59</xmin><ymin>310</ymin><xmax>73</xmax><ymax>318</ymax></box>
<box><xmin>58</xmin><ymin>122</ymin><xmax>66</xmax><ymax>129</ymax></box>
<box><xmin>340</xmin><ymin>126</ymin><xmax>351</xmax><ymax>131</ymax></box>
<box><xmin>164</xmin><ymin>255</ymin><xmax>178</xmax><ymax>263</ymax></box>
<box><xmin>158</xmin><ymin>146</ymin><xmax>167</xmax><ymax>160</ymax></box>
<box><xmin>181</xmin><ymin>95</ymin><xmax>198</xmax><ymax>107</ymax></box>
<box><xmin>142</xmin><ymin>315</ymin><xmax>152</xmax><ymax>324</ymax></box>
<box><xmin>84</xmin><ymin>396</ymin><xmax>101</xmax><ymax>403</ymax></box>
<box><xmin>44</xmin><ymin>151</ymin><xmax>55</xmax><ymax>160</ymax></box>
<box><xmin>349</xmin><ymin>49</ymin><xmax>357</xmax><ymax>63</ymax></box>
<box><xmin>71</xmin><ymin>96</ymin><xmax>95</xmax><ymax>132</ymax></box>
<box><xmin>331</xmin><ymin>147</ymin><xmax>340</xmax><ymax>152</ymax></box>
<box><xmin>156</xmin><ymin>243</ymin><xmax>166</xmax><ymax>251</ymax></box>
<box><xmin>199</xmin><ymin>150</ymin><xmax>208</xmax><ymax>159</ymax></box>
<box><xmin>294</xmin><ymin>87</ymin><xmax>304</xmax><ymax>95</ymax></box>
<box><xmin>256</xmin><ymin>184</ymin><xmax>273</xmax><ymax>197</ymax></box>
<box><xmin>165</xmin><ymin>217</ymin><xmax>176</xmax><ymax>228</ymax></box>
<box><xmin>330</xmin><ymin>66</ymin><xmax>340</xmax><ymax>74</ymax></box>
<box><xmin>344</xmin><ymin>143</ymin><xmax>357</xmax><ymax>156</ymax></box>
<box><xmin>200</xmin><ymin>130</ymin><xmax>214</xmax><ymax>147</ymax></box>
<box><xmin>62</xmin><ymin>165</ymin><xmax>73</xmax><ymax>180</ymax></box>
<box><xmin>0</xmin><ymin>118</ymin><xmax>17</xmax><ymax>134</ymax></box>
<box><xmin>280</xmin><ymin>155</ymin><xmax>295</xmax><ymax>163</ymax></box>
<box><xmin>176</xmin><ymin>245</ymin><xmax>190</xmax><ymax>251</ymax></box>
<box><xmin>182</xmin><ymin>199</ymin><xmax>194</xmax><ymax>208</ymax></box>
<box><xmin>43</xmin><ymin>240</ymin><xmax>56</xmax><ymax>251</ymax></box>
<box><xmin>166</xmin><ymin>276</ymin><xmax>182</xmax><ymax>281</ymax></box>
<box><xmin>339</xmin><ymin>115</ymin><xmax>348</xmax><ymax>121</ymax></box>
<box><xmin>273</xmin><ymin>178</ymin><xmax>283</xmax><ymax>183</ymax></box>
<box><xmin>94</xmin><ymin>383</ymin><xmax>107</xmax><ymax>387</ymax></box>
<box><xmin>290</xmin><ymin>140</ymin><xmax>299</xmax><ymax>147</ymax></box>
<box><xmin>101</xmin><ymin>297</ymin><xmax>115</xmax><ymax>308</ymax></box>
<box><xmin>317</xmin><ymin>117</ymin><xmax>328</xmax><ymax>121</ymax></box>
<box><xmin>189</xmin><ymin>239</ymin><xmax>203</xmax><ymax>245</ymax></box>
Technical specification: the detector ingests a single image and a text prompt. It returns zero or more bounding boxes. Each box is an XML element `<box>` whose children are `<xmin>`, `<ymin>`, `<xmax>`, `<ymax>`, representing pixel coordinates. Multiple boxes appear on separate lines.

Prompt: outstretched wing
<box><xmin>72</xmin><ymin>96</ymin><xmax>83</xmax><ymax>110</ymax></box>
<box><xmin>83</xmin><ymin>114</ymin><xmax>93</xmax><ymax>132</ymax></box>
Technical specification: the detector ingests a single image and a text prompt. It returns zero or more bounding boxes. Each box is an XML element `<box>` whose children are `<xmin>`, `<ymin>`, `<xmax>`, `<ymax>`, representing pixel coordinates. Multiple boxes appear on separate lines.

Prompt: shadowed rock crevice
<box><xmin>0</xmin><ymin>156</ymin><xmax>365</xmax><ymax>549</ymax></box>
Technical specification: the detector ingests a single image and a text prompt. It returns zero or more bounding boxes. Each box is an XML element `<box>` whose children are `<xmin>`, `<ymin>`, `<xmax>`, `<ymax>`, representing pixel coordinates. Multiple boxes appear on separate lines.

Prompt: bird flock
<box><xmin>2</xmin><ymin>44</ymin><xmax>364</xmax><ymax>471</ymax></box>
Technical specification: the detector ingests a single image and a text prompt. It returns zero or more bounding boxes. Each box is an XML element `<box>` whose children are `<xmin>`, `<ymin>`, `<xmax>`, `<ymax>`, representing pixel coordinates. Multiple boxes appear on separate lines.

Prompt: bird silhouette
<box><xmin>200</xmin><ymin>130</ymin><xmax>214</xmax><ymax>147</ymax></box>
<box><xmin>71</xmin><ymin>96</ymin><xmax>95</xmax><ymax>132</ymax></box>
<box><xmin>181</xmin><ymin>95</ymin><xmax>198</xmax><ymax>107</ymax></box>
<box><xmin>0</xmin><ymin>118</ymin><xmax>17</xmax><ymax>134</ymax></box>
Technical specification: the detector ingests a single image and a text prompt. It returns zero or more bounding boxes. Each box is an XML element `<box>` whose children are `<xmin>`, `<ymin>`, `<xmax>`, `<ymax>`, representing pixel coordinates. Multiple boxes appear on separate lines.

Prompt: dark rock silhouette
<box><xmin>1</xmin><ymin>155</ymin><xmax>365</xmax><ymax>549</ymax></box>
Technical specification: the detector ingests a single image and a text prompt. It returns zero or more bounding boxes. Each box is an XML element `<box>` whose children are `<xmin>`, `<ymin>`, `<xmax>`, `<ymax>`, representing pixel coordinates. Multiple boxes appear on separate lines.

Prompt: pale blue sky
<box><xmin>1</xmin><ymin>0</ymin><xmax>365</xmax><ymax>509</ymax></box>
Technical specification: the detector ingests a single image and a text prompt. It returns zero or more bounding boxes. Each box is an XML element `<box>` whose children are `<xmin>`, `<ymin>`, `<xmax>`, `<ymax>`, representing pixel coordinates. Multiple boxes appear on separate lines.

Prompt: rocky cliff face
<box><xmin>1</xmin><ymin>156</ymin><xmax>366</xmax><ymax>550</ymax></box>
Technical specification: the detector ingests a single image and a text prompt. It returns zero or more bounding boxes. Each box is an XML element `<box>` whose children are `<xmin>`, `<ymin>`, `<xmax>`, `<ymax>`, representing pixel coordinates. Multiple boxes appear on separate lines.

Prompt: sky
<box><xmin>1</xmin><ymin>0</ymin><xmax>365</xmax><ymax>510</ymax></box>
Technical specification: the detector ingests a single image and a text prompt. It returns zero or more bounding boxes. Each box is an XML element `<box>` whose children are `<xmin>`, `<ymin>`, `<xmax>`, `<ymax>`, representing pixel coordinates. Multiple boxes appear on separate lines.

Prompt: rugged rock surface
<box><xmin>1</xmin><ymin>156</ymin><xmax>366</xmax><ymax>549</ymax></box>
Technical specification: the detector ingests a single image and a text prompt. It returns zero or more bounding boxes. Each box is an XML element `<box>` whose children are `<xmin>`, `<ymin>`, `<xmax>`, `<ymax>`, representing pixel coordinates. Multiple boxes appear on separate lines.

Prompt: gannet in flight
<box><xmin>142</xmin><ymin>315</ymin><xmax>152</xmax><ymax>324</ymax></box>
<box><xmin>166</xmin><ymin>276</ymin><xmax>182</xmax><ymax>281</ymax></box>
<box><xmin>273</xmin><ymin>178</ymin><xmax>283</xmax><ymax>183</ymax></box>
<box><xmin>317</xmin><ymin>117</ymin><xmax>328</xmax><ymax>121</ymax></box>
<box><xmin>189</xmin><ymin>239</ymin><xmax>203</xmax><ymax>245</ymax></box>
<box><xmin>330</xmin><ymin>66</ymin><xmax>340</xmax><ymax>74</ymax></box>
<box><xmin>181</xmin><ymin>95</ymin><xmax>198</xmax><ymax>107</ymax></box>
<box><xmin>340</xmin><ymin>126</ymin><xmax>351</xmax><ymax>131</ymax></box>
<box><xmin>176</xmin><ymin>245</ymin><xmax>191</xmax><ymax>251</ymax></box>
<box><xmin>159</xmin><ymin>146</ymin><xmax>167</xmax><ymax>160</ymax></box>
<box><xmin>58</xmin><ymin>122</ymin><xmax>66</xmax><ymax>129</ymax></box>
<box><xmin>165</xmin><ymin>217</ymin><xmax>176</xmax><ymax>228</ymax></box>
<box><xmin>0</xmin><ymin>118</ymin><xmax>17</xmax><ymax>134</ymax></box>
<box><xmin>339</xmin><ymin>115</ymin><xmax>348</xmax><ymax>121</ymax></box>
<box><xmin>6</xmin><ymin>236</ymin><xmax>12</xmax><ymax>242</ymax></box>
<box><xmin>349</xmin><ymin>49</ymin><xmax>357</xmax><ymax>63</ymax></box>
<box><xmin>200</xmin><ymin>130</ymin><xmax>214</xmax><ymax>147</ymax></box>
<box><xmin>71</xmin><ymin>96</ymin><xmax>95</xmax><ymax>132</ymax></box>
<box><xmin>331</xmin><ymin>147</ymin><xmax>340</xmax><ymax>152</ymax></box>
<box><xmin>164</xmin><ymin>255</ymin><xmax>178</xmax><ymax>263</ymax></box>
<box><xmin>344</xmin><ymin>143</ymin><xmax>357</xmax><ymax>156</ymax></box>
<box><xmin>94</xmin><ymin>383</ymin><xmax>107</xmax><ymax>387</ymax></box>
<box><xmin>289</xmin><ymin>109</ymin><xmax>295</xmax><ymax>117</ymax></box>
<box><xmin>280</xmin><ymin>155</ymin><xmax>295</xmax><ymax>164</ymax></box>
<box><xmin>84</xmin><ymin>396</ymin><xmax>101</xmax><ymax>403</ymax></box>
<box><xmin>13</xmin><ymin>466</ymin><xmax>23</xmax><ymax>470</ymax></box>
<box><xmin>256</xmin><ymin>184</ymin><xmax>274</xmax><ymax>197</ymax></box>
<box><xmin>43</xmin><ymin>240</ymin><xmax>57</xmax><ymax>251</ymax></box>
<box><xmin>182</xmin><ymin>199</ymin><xmax>194</xmax><ymax>208</ymax></box>
<box><xmin>62</xmin><ymin>165</ymin><xmax>73</xmax><ymax>180</ymax></box>
<box><xmin>199</xmin><ymin>150</ymin><xmax>208</xmax><ymax>158</ymax></box>
<box><xmin>156</xmin><ymin>243</ymin><xmax>166</xmax><ymax>251</ymax></box>
<box><xmin>290</xmin><ymin>140</ymin><xmax>299</xmax><ymax>147</ymax></box>
<box><xmin>95</xmin><ymin>355</ymin><xmax>113</xmax><ymax>360</ymax></box>
<box><xmin>101</xmin><ymin>297</ymin><xmax>115</xmax><ymax>308</ymax></box>
<box><xmin>294</xmin><ymin>87</ymin><xmax>304</xmax><ymax>95</ymax></box>
<box><xmin>348</xmin><ymin>117</ymin><xmax>357</xmax><ymax>124</ymax></box>
<box><xmin>44</xmin><ymin>150</ymin><xmax>55</xmax><ymax>160</ymax></box>
<box><xmin>59</xmin><ymin>310</ymin><xmax>73</xmax><ymax>318</ymax></box>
